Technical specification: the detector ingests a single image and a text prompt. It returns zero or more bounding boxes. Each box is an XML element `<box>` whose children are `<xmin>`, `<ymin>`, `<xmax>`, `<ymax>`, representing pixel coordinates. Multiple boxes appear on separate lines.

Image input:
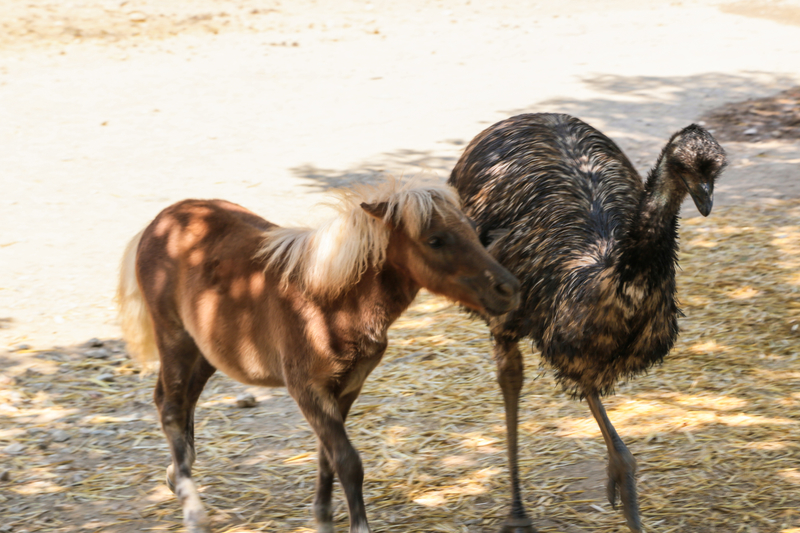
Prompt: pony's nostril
<box><xmin>495</xmin><ymin>281</ymin><xmax>515</xmax><ymax>298</ymax></box>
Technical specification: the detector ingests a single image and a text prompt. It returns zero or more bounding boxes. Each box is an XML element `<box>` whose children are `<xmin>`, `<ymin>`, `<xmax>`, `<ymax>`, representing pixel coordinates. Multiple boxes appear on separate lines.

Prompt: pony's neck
<box><xmin>366</xmin><ymin>263</ymin><xmax>421</xmax><ymax>333</ymax></box>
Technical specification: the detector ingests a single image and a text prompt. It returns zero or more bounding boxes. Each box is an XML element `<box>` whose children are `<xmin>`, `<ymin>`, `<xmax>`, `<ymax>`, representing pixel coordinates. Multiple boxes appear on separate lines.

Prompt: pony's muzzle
<box><xmin>483</xmin><ymin>269</ymin><xmax>521</xmax><ymax>315</ymax></box>
<box><xmin>494</xmin><ymin>280</ymin><xmax>517</xmax><ymax>299</ymax></box>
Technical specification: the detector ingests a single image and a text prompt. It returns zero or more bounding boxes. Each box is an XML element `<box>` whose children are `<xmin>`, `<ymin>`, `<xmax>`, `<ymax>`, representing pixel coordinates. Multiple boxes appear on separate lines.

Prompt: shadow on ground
<box><xmin>2</xmin><ymin>199</ymin><xmax>800</xmax><ymax>532</ymax></box>
<box><xmin>3</xmin><ymin>71</ymin><xmax>799</xmax><ymax>533</ymax></box>
<box><xmin>293</xmin><ymin>71</ymin><xmax>800</xmax><ymax>207</ymax></box>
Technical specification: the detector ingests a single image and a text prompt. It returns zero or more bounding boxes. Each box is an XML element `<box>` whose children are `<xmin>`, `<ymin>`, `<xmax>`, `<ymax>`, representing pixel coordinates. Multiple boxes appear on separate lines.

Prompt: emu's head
<box><xmin>665</xmin><ymin>124</ymin><xmax>728</xmax><ymax>217</ymax></box>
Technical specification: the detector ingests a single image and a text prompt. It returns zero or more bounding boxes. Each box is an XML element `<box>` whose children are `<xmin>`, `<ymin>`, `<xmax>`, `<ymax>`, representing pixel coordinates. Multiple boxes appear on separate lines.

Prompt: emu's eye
<box><xmin>427</xmin><ymin>236</ymin><xmax>445</xmax><ymax>249</ymax></box>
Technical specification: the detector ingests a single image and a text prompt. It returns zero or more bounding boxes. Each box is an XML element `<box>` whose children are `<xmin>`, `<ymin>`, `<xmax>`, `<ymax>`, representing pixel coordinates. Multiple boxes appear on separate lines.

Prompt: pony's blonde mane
<box><xmin>257</xmin><ymin>179</ymin><xmax>461</xmax><ymax>298</ymax></box>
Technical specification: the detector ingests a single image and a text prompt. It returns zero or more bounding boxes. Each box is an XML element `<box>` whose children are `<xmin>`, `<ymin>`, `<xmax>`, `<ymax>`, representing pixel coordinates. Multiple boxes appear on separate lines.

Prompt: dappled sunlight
<box><xmin>671</xmin><ymin>394</ymin><xmax>747</xmax><ymax>411</ymax></box>
<box><xmin>556</xmin><ymin>390</ymin><xmax>797</xmax><ymax>438</ymax></box>
<box><xmin>12</xmin><ymin>479</ymin><xmax>66</xmax><ymax>496</ymax></box>
<box><xmin>8</xmin><ymin>405</ymin><xmax>80</xmax><ymax>424</ymax></box>
<box><xmin>771</xmin><ymin>226</ymin><xmax>800</xmax><ymax>255</ymax></box>
<box><xmin>441</xmin><ymin>455</ymin><xmax>478</xmax><ymax>468</ymax></box>
<box><xmin>283</xmin><ymin>452</ymin><xmax>316</xmax><ymax>465</ymax></box>
<box><xmin>81</xmin><ymin>414</ymin><xmax>142</xmax><ymax>425</ymax></box>
<box><xmin>778</xmin><ymin>469</ymin><xmax>800</xmax><ymax>485</ymax></box>
<box><xmin>741</xmin><ymin>441</ymin><xmax>792</xmax><ymax>451</ymax></box>
<box><xmin>410</xmin><ymin>467</ymin><xmax>501</xmax><ymax>508</ymax></box>
<box><xmin>687</xmin><ymin>236</ymin><xmax>720</xmax><ymax>248</ymax></box>
<box><xmin>688</xmin><ymin>339</ymin><xmax>731</xmax><ymax>354</ymax></box>
<box><xmin>459</xmin><ymin>433</ymin><xmax>502</xmax><ymax>453</ymax></box>
<box><xmin>786</xmin><ymin>271</ymin><xmax>800</xmax><ymax>287</ymax></box>
<box><xmin>607</xmin><ymin>395</ymin><xmax>787</xmax><ymax>429</ymax></box>
<box><xmin>145</xmin><ymin>484</ymin><xmax>175</xmax><ymax>504</ymax></box>
<box><xmin>727</xmin><ymin>286</ymin><xmax>761</xmax><ymax>299</ymax></box>
<box><xmin>382</xmin><ymin>425</ymin><xmax>411</xmax><ymax>446</ymax></box>
<box><xmin>3</xmin><ymin>203</ymin><xmax>800</xmax><ymax>532</ymax></box>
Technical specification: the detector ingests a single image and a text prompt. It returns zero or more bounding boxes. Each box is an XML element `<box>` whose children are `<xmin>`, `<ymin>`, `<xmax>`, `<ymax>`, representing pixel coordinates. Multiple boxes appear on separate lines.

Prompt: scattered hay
<box><xmin>1</xmin><ymin>202</ymin><xmax>799</xmax><ymax>532</ymax></box>
<box><xmin>701</xmin><ymin>86</ymin><xmax>800</xmax><ymax>143</ymax></box>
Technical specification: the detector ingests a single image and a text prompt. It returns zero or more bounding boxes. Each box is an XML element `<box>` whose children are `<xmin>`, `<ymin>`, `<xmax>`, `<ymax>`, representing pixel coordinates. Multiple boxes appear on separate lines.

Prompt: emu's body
<box><xmin>449</xmin><ymin>113</ymin><xmax>726</xmax><ymax>532</ymax></box>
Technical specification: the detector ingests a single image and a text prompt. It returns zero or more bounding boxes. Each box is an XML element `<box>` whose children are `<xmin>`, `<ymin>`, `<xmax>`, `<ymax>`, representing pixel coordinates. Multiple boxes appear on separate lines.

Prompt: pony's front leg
<box><xmin>295</xmin><ymin>386</ymin><xmax>371</xmax><ymax>533</ymax></box>
<box><xmin>313</xmin><ymin>390</ymin><xmax>362</xmax><ymax>533</ymax></box>
<box><xmin>314</xmin><ymin>442</ymin><xmax>336</xmax><ymax>533</ymax></box>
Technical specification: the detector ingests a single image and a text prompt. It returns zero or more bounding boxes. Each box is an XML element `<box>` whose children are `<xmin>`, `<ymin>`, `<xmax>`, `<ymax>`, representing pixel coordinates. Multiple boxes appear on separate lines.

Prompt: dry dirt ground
<box><xmin>1</xmin><ymin>1</ymin><xmax>800</xmax><ymax>532</ymax></box>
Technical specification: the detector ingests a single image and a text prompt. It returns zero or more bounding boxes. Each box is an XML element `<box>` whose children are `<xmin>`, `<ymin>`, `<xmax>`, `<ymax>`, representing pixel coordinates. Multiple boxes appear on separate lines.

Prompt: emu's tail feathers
<box><xmin>116</xmin><ymin>230</ymin><xmax>159</xmax><ymax>367</ymax></box>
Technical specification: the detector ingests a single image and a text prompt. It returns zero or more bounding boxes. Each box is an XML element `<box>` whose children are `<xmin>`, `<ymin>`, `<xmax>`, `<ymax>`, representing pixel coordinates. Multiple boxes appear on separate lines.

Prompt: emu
<box><xmin>449</xmin><ymin>113</ymin><xmax>727</xmax><ymax>532</ymax></box>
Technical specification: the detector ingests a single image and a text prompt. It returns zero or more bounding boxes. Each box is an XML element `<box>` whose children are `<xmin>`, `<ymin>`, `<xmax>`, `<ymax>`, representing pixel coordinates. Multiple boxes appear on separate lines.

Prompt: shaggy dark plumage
<box><xmin>449</xmin><ymin>113</ymin><xmax>727</xmax><ymax>533</ymax></box>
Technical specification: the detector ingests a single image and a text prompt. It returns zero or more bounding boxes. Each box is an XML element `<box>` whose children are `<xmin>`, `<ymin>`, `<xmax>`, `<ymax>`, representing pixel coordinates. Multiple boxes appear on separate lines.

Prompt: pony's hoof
<box><xmin>499</xmin><ymin>516</ymin><xmax>537</xmax><ymax>533</ymax></box>
<box><xmin>315</xmin><ymin>523</ymin><xmax>334</xmax><ymax>533</ymax></box>
<box><xmin>187</xmin><ymin>523</ymin><xmax>213</xmax><ymax>533</ymax></box>
<box><xmin>166</xmin><ymin>464</ymin><xmax>176</xmax><ymax>493</ymax></box>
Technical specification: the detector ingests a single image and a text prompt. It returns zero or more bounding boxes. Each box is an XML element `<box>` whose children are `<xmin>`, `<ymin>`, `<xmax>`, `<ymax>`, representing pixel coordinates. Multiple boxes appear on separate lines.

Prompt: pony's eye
<box><xmin>427</xmin><ymin>236</ymin><xmax>445</xmax><ymax>249</ymax></box>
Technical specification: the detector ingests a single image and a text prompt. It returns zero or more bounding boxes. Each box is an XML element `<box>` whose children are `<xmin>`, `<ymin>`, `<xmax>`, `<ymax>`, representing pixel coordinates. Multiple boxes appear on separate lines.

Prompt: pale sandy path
<box><xmin>2</xmin><ymin>0</ymin><xmax>800</xmax><ymax>349</ymax></box>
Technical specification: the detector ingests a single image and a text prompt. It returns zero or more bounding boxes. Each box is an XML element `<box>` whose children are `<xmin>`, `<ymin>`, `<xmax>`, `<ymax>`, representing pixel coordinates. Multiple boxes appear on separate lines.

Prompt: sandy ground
<box><xmin>1</xmin><ymin>1</ymin><xmax>800</xmax><ymax>532</ymax></box>
<box><xmin>2</xmin><ymin>0</ymin><xmax>800</xmax><ymax>350</ymax></box>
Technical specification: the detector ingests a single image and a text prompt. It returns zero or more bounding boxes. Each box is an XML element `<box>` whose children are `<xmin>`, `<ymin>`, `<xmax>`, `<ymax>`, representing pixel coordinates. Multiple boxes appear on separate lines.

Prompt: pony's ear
<box><xmin>360</xmin><ymin>201</ymin><xmax>389</xmax><ymax>221</ymax></box>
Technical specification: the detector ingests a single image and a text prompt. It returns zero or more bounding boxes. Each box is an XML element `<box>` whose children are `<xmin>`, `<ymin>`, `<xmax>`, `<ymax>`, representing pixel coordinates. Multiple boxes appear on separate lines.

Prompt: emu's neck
<box><xmin>640</xmin><ymin>157</ymin><xmax>687</xmax><ymax>232</ymax></box>
<box><xmin>616</xmin><ymin>157</ymin><xmax>687</xmax><ymax>289</ymax></box>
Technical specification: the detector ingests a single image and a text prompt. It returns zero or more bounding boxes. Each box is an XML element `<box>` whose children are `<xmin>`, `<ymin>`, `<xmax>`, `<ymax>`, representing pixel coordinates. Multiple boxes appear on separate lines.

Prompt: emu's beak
<box><xmin>687</xmin><ymin>181</ymin><xmax>714</xmax><ymax>217</ymax></box>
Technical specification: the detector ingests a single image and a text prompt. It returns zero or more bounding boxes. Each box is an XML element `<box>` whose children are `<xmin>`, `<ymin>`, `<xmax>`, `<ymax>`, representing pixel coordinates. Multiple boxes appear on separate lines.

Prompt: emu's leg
<box><xmin>154</xmin><ymin>331</ymin><xmax>215</xmax><ymax>533</ymax></box>
<box><xmin>586</xmin><ymin>394</ymin><xmax>641</xmax><ymax>533</ymax></box>
<box><xmin>294</xmin><ymin>386</ymin><xmax>371</xmax><ymax>533</ymax></box>
<box><xmin>314</xmin><ymin>389</ymin><xmax>361</xmax><ymax>533</ymax></box>
<box><xmin>494</xmin><ymin>338</ymin><xmax>536</xmax><ymax>533</ymax></box>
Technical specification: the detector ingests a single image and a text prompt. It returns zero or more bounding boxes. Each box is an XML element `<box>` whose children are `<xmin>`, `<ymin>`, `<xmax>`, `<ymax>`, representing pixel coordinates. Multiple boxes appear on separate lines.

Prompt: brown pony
<box><xmin>117</xmin><ymin>180</ymin><xmax>520</xmax><ymax>533</ymax></box>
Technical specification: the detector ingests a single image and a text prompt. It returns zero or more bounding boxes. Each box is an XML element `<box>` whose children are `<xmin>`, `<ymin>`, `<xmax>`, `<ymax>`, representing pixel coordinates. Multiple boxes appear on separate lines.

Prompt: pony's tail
<box><xmin>116</xmin><ymin>230</ymin><xmax>159</xmax><ymax>368</ymax></box>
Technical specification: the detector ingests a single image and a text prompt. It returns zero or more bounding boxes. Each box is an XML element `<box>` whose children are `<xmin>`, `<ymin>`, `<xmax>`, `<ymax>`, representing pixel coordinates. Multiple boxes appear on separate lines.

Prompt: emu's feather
<box><xmin>450</xmin><ymin>113</ymin><xmax>726</xmax><ymax>396</ymax></box>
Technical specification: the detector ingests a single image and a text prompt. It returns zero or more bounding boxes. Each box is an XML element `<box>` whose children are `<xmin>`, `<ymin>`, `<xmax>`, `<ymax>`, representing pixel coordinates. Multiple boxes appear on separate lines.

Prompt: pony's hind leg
<box><xmin>313</xmin><ymin>390</ymin><xmax>361</xmax><ymax>533</ymax></box>
<box><xmin>154</xmin><ymin>331</ymin><xmax>216</xmax><ymax>533</ymax></box>
<box><xmin>163</xmin><ymin>355</ymin><xmax>217</xmax><ymax>492</ymax></box>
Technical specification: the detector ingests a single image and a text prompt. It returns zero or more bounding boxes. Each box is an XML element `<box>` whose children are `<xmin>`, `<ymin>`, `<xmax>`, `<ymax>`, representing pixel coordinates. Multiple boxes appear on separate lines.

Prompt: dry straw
<box><xmin>1</xmin><ymin>202</ymin><xmax>798</xmax><ymax>532</ymax></box>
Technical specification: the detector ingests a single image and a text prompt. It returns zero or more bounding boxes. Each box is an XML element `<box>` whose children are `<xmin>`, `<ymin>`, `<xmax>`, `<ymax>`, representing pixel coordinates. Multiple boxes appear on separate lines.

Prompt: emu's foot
<box><xmin>166</xmin><ymin>464</ymin><xmax>176</xmax><ymax>493</ymax></box>
<box><xmin>499</xmin><ymin>516</ymin><xmax>537</xmax><ymax>533</ymax></box>
<box><xmin>607</xmin><ymin>455</ymin><xmax>641</xmax><ymax>533</ymax></box>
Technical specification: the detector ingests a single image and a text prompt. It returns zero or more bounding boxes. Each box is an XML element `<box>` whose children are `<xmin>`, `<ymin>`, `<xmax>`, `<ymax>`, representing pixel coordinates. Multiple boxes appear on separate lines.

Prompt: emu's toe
<box><xmin>607</xmin><ymin>459</ymin><xmax>641</xmax><ymax>533</ymax></box>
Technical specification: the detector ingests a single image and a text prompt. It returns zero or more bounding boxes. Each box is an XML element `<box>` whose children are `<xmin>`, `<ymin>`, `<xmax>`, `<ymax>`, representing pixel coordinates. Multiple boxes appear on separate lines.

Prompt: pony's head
<box><xmin>361</xmin><ymin>182</ymin><xmax>520</xmax><ymax>316</ymax></box>
<box><xmin>261</xmin><ymin>179</ymin><xmax>519</xmax><ymax>315</ymax></box>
